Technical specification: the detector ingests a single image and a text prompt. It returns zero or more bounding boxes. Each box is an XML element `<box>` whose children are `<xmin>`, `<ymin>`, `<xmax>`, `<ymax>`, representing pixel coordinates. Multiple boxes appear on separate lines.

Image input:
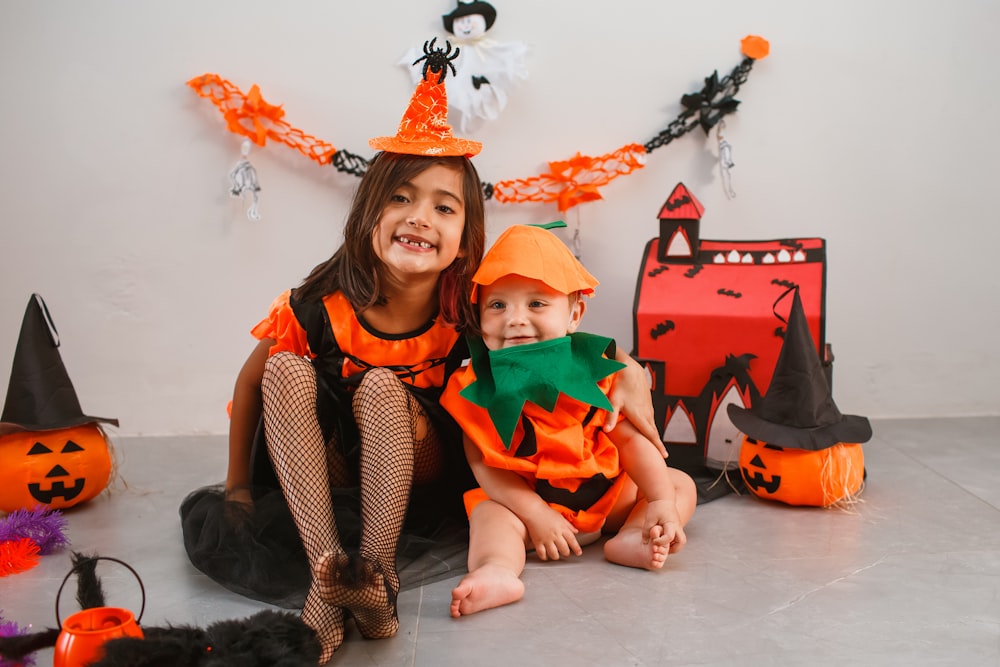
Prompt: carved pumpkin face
<box><xmin>738</xmin><ymin>436</ymin><xmax>864</xmax><ymax>507</ymax></box>
<box><xmin>0</xmin><ymin>424</ymin><xmax>112</xmax><ymax>512</ymax></box>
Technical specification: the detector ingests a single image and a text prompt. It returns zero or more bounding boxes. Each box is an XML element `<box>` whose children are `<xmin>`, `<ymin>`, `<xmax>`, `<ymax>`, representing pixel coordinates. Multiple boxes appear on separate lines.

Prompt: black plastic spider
<box><xmin>411</xmin><ymin>37</ymin><xmax>460</xmax><ymax>84</ymax></box>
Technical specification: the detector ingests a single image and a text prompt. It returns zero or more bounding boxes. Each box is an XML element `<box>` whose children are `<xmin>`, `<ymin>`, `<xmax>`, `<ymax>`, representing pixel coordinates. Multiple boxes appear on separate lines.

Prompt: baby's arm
<box><xmin>225</xmin><ymin>338</ymin><xmax>273</xmax><ymax>504</ymax></box>
<box><xmin>463</xmin><ymin>437</ymin><xmax>583</xmax><ymax>560</ymax></box>
<box><xmin>607</xmin><ymin>419</ymin><xmax>687</xmax><ymax>552</ymax></box>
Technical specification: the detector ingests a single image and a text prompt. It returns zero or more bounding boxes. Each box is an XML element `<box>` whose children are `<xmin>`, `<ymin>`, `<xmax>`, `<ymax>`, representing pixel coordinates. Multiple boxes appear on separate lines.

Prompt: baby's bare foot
<box><xmin>604</xmin><ymin>526</ymin><xmax>669</xmax><ymax>570</ymax></box>
<box><xmin>450</xmin><ymin>563</ymin><xmax>525</xmax><ymax>617</ymax></box>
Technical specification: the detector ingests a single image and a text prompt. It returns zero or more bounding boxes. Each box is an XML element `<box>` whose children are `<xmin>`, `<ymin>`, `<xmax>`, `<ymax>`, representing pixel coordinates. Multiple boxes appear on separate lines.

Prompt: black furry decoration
<box><xmin>90</xmin><ymin>610</ymin><xmax>320</xmax><ymax>667</ymax></box>
<box><xmin>0</xmin><ymin>551</ymin><xmax>320</xmax><ymax>667</ymax></box>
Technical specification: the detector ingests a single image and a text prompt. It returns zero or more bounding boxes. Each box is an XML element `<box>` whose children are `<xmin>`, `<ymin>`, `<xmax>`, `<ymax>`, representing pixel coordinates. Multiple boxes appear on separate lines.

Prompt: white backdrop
<box><xmin>1</xmin><ymin>1</ymin><xmax>997</xmax><ymax>436</ymax></box>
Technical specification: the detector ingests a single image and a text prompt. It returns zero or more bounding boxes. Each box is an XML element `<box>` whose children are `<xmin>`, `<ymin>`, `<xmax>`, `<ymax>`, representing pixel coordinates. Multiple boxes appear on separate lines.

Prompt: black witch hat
<box><xmin>0</xmin><ymin>294</ymin><xmax>118</xmax><ymax>436</ymax></box>
<box><xmin>727</xmin><ymin>287</ymin><xmax>871</xmax><ymax>450</ymax></box>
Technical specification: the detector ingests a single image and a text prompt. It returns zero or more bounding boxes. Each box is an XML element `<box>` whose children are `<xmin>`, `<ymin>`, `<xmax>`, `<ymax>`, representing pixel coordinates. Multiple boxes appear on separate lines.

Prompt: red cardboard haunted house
<box><xmin>632</xmin><ymin>183</ymin><xmax>832</xmax><ymax>478</ymax></box>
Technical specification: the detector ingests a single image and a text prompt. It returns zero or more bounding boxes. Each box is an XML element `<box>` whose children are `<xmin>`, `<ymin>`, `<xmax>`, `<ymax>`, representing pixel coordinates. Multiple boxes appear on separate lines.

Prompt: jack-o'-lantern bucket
<box><xmin>0</xmin><ymin>294</ymin><xmax>119</xmax><ymax>512</ymax></box>
<box><xmin>738</xmin><ymin>436</ymin><xmax>865</xmax><ymax>507</ymax></box>
<box><xmin>53</xmin><ymin>557</ymin><xmax>145</xmax><ymax>667</ymax></box>
<box><xmin>0</xmin><ymin>424</ymin><xmax>113</xmax><ymax>512</ymax></box>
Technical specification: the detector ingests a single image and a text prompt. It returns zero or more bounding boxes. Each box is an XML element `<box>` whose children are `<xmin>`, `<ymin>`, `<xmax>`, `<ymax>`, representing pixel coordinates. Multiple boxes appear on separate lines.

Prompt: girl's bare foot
<box><xmin>316</xmin><ymin>551</ymin><xmax>399</xmax><ymax>639</ymax></box>
<box><xmin>603</xmin><ymin>525</ymin><xmax>670</xmax><ymax>570</ymax></box>
<box><xmin>450</xmin><ymin>563</ymin><xmax>525</xmax><ymax>617</ymax></box>
<box><xmin>301</xmin><ymin>581</ymin><xmax>345</xmax><ymax>664</ymax></box>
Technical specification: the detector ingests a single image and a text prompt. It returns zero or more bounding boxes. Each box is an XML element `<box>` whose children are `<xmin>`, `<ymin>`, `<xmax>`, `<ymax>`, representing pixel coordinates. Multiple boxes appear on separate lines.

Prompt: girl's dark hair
<box><xmin>294</xmin><ymin>152</ymin><xmax>486</xmax><ymax>331</ymax></box>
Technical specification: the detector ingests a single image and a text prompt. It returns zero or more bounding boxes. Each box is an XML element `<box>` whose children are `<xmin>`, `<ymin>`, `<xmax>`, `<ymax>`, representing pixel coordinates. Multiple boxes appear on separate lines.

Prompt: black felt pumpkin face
<box><xmin>0</xmin><ymin>424</ymin><xmax>112</xmax><ymax>512</ymax></box>
<box><xmin>738</xmin><ymin>436</ymin><xmax>864</xmax><ymax>507</ymax></box>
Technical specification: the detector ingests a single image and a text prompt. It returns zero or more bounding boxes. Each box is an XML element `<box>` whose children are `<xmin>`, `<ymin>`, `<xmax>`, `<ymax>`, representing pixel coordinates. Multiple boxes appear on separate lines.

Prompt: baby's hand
<box><xmin>524</xmin><ymin>506</ymin><xmax>583</xmax><ymax>561</ymax></box>
<box><xmin>643</xmin><ymin>499</ymin><xmax>687</xmax><ymax>554</ymax></box>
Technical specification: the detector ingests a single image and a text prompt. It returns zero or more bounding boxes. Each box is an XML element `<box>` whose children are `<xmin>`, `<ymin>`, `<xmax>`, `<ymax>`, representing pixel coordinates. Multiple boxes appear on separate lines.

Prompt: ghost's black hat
<box><xmin>727</xmin><ymin>287</ymin><xmax>871</xmax><ymax>450</ymax></box>
<box><xmin>0</xmin><ymin>294</ymin><xmax>119</xmax><ymax>435</ymax></box>
<box><xmin>442</xmin><ymin>1</ymin><xmax>497</xmax><ymax>33</ymax></box>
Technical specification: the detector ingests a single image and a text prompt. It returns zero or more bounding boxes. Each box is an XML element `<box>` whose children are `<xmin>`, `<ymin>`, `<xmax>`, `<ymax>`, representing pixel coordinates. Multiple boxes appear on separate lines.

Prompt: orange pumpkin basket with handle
<box><xmin>53</xmin><ymin>556</ymin><xmax>145</xmax><ymax>667</ymax></box>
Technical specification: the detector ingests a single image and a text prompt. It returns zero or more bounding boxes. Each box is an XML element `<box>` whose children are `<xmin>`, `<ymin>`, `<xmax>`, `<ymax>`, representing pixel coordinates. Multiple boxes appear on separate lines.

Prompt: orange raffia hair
<box><xmin>187</xmin><ymin>74</ymin><xmax>336</xmax><ymax>165</ymax></box>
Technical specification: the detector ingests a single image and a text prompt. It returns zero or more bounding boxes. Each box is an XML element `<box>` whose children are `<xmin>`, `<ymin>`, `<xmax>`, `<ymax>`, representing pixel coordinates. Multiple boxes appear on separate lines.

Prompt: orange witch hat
<box><xmin>370</xmin><ymin>38</ymin><xmax>482</xmax><ymax>158</ymax></box>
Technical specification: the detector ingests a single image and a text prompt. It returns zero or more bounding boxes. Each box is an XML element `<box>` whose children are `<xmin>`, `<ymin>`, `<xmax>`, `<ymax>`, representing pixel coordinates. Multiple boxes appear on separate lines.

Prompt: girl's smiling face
<box><xmin>372</xmin><ymin>163</ymin><xmax>467</xmax><ymax>285</ymax></box>
<box><xmin>478</xmin><ymin>275</ymin><xmax>586</xmax><ymax>350</ymax></box>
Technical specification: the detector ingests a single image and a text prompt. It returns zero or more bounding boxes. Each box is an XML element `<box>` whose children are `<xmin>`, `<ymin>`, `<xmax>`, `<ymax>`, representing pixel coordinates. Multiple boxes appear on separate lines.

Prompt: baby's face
<box><xmin>478</xmin><ymin>275</ymin><xmax>584</xmax><ymax>350</ymax></box>
<box><xmin>452</xmin><ymin>14</ymin><xmax>487</xmax><ymax>39</ymax></box>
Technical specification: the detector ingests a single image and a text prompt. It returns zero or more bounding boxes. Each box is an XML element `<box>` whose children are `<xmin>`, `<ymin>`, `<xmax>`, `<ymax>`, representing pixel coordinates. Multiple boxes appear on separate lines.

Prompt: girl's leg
<box><xmin>317</xmin><ymin>368</ymin><xmax>439</xmax><ymax>638</ymax></box>
<box><xmin>450</xmin><ymin>499</ymin><xmax>528</xmax><ymax>617</ymax></box>
<box><xmin>261</xmin><ymin>352</ymin><xmax>346</xmax><ymax>661</ymax></box>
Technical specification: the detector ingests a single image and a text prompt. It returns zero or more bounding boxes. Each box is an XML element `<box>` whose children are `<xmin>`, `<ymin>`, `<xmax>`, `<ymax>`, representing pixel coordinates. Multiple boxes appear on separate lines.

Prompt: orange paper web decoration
<box><xmin>188</xmin><ymin>74</ymin><xmax>337</xmax><ymax>165</ymax></box>
<box><xmin>492</xmin><ymin>144</ymin><xmax>647</xmax><ymax>211</ymax></box>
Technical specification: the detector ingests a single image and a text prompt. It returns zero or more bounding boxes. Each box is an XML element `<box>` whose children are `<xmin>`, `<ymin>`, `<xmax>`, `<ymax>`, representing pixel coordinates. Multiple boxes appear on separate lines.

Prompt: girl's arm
<box><xmin>225</xmin><ymin>338</ymin><xmax>273</xmax><ymax>502</ymax></box>
<box><xmin>606</xmin><ymin>348</ymin><xmax>665</xmax><ymax>456</ymax></box>
<box><xmin>463</xmin><ymin>437</ymin><xmax>583</xmax><ymax>560</ymax></box>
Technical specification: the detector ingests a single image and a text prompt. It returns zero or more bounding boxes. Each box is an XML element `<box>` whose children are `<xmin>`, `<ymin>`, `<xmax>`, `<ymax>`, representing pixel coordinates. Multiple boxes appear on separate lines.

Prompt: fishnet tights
<box><xmin>262</xmin><ymin>354</ymin><xmax>444</xmax><ymax>643</ymax></box>
<box><xmin>261</xmin><ymin>352</ymin><xmax>345</xmax><ymax>658</ymax></box>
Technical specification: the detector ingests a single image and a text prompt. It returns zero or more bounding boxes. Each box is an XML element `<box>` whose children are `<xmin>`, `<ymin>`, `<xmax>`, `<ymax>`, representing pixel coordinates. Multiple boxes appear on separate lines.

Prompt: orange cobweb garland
<box><xmin>187</xmin><ymin>74</ymin><xmax>337</xmax><ymax>165</ymax></box>
<box><xmin>493</xmin><ymin>143</ymin><xmax>647</xmax><ymax>212</ymax></box>
<box><xmin>187</xmin><ymin>36</ymin><xmax>769</xmax><ymax>211</ymax></box>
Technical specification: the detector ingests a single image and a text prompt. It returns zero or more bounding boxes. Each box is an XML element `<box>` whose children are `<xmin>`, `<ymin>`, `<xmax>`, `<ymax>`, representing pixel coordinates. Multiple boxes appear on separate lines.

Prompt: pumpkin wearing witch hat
<box><xmin>0</xmin><ymin>294</ymin><xmax>118</xmax><ymax>512</ymax></box>
<box><xmin>727</xmin><ymin>286</ymin><xmax>872</xmax><ymax>507</ymax></box>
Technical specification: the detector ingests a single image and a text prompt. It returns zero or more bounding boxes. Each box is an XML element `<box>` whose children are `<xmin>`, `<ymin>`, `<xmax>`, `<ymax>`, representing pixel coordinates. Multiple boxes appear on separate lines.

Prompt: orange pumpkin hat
<box><xmin>369</xmin><ymin>38</ymin><xmax>482</xmax><ymax>158</ymax></box>
<box><xmin>727</xmin><ymin>286</ymin><xmax>871</xmax><ymax>450</ymax></box>
<box><xmin>0</xmin><ymin>295</ymin><xmax>118</xmax><ymax>435</ymax></box>
<box><xmin>471</xmin><ymin>223</ymin><xmax>598</xmax><ymax>303</ymax></box>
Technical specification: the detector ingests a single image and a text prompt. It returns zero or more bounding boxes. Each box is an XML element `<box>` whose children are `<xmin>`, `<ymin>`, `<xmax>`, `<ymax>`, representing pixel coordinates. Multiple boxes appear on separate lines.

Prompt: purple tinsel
<box><xmin>0</xmin><ymin>613</ymin><xmax>36</xmax><ymax>667</ymax></box>
<box><xmin>0</xmin><ymin>507</ymin><xmax>69</xmax><ymax>555</ymax></box>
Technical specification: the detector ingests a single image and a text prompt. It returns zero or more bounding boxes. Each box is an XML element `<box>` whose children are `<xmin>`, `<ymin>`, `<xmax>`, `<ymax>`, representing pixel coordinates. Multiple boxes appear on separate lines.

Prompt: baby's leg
<box><xmin>603</xmin><ymin>500</ymin><xmax>671</xmax><ymax>570</ymax></box>
<box><xmin>604</xmin><ymin>469</ymin><xmax>697</xmax><ymax>571</ymax></box>
<box><xmin>451</xmin><ymin>500</ymin><xmax>528</xmax><ymax>617</ymax></box>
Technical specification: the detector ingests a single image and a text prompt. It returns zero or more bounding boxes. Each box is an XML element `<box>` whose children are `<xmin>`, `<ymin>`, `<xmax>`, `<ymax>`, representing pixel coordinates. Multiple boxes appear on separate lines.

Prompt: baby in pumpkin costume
<box><xmin>441</xmin><ymin>224</ymin><xmax>697</xmax><ymax>617</ymax></box>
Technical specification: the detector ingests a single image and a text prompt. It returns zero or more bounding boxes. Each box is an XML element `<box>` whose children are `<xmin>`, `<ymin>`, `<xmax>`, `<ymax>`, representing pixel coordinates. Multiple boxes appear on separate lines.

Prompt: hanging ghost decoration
<box><xmin>399</xmin><ymin>1</ymin><xmax>529</xmax><ymax>134</ymax></box>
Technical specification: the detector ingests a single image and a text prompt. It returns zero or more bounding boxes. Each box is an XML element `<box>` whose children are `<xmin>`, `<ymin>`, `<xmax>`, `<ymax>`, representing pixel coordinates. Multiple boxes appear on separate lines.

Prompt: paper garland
<box><xmin>188</xmin><ymin>35</ymin><xmax>768</xmax><ymax>212</ymax></box>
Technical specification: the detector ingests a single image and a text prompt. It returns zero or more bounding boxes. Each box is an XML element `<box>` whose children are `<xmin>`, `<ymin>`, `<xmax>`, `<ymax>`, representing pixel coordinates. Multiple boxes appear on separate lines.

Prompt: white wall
<box><xmin>1</xmin><ymin>1</ymin><xmax>997</xmax><ymax>436</ymax></box>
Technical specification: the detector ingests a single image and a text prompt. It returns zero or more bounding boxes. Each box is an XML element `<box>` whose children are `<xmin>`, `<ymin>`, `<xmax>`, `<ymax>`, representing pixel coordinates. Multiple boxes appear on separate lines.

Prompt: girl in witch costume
<box><xmin>181</xmin><ymin>44</ymin><xmax>486</xmax><ymax>662</ymax></box>
<box><xmin>441</xmin><ymin>224</ymin><xmax>697</xmax><ymax>617</ymax></box>
<box><xmin>180</xmin><ymin>45</ymin><xmax>658</xmax><ymax>662</ymax></box>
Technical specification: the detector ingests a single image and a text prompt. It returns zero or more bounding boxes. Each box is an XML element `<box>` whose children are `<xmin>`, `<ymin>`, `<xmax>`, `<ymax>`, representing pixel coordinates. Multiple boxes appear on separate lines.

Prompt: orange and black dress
<box><xmin>180</xmin><ymin>289</ymin><xmax>475</xmax><ymax>608</ymax></box>
<box><xmin>440</xmin><ymin>333</ymin><xmax>629</xmax><ymax>533</ymax></box>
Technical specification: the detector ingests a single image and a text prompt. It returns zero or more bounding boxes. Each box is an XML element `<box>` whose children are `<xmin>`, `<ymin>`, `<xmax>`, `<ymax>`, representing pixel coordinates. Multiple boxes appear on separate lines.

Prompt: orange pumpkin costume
<box><xmin>441</xmin><ymin>224</ymin><xmax>628</xmax><ymax>533</ymax></box>
<box><xmin>443</xmin><ymin>360</ymin><xmax>627</xmax><ymax>533</ymax></box>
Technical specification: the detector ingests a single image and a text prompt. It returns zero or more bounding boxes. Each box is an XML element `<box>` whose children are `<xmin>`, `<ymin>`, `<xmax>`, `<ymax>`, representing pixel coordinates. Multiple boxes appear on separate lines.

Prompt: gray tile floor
<box><xmin>3</xmin><ymin>416</ymin><xmax>999</xmax><ymax>666</ymax></box>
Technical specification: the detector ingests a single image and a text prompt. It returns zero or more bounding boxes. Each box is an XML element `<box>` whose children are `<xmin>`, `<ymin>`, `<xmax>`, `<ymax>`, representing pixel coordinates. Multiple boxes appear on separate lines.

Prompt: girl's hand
<box><xmin>607</xmin><ymin>353</ymin><xmax>665</xmax><ymax>456</ymax></box>
<box><xmin>524</xmin><ymin>506</ymin><xmax>583</xmax><ymax>561</ymax></box>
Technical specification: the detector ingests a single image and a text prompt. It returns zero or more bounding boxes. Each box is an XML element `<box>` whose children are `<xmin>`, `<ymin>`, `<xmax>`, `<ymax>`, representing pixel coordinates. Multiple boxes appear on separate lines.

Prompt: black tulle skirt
<box><xmin>180</xmin><ymin>414</ymin><xmax>473</xmax><ymax>609</ymax></box>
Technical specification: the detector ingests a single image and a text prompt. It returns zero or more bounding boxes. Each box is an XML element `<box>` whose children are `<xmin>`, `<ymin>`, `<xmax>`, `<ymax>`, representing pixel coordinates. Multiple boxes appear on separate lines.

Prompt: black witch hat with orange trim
<box><xmin>0</xmin><ymin>294</ymin><xmax>118</xmax><ymax>436</ymax></box>
<box><xmin>727</xmin><ymin>287</ymin><xmax>871</xmax><ymax>450</ymax></box>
